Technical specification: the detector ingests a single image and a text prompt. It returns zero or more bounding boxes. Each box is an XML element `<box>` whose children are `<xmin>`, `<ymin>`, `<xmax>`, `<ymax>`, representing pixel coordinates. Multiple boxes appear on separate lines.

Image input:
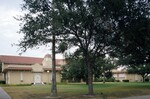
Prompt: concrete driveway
<box><xmin>0</xmin><ymin>87</ymin><xmax>12</xmax><ymax>99</ymax></box>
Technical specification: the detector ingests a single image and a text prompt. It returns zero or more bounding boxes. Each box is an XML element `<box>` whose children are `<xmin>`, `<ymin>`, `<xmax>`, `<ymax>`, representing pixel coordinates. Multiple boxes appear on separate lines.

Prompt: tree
<box><xmin>95</xmin><ymin>57</ymin><xmax>116</xmax><ymax>83</ymax></box>
<box><xmin>17</xmin><ymin>0</ymin><xmax>59</xmax><ymax>97</ymax></box>
<box><xmin>52</xmin><ymin>0</ymin><xmax>116</xmax><ymax>95</ymax></box>
<box><xmin>127</xmin><ymin>64</ymin><xmax>150</xmax><ymax>82</ymax></box>
<box><xmin>108</xmin><ymin>0</ymin><xmax>150</xmax><ymax>66</ymax></box>
<box><xmin>61</xmin><ymin>53</ymin><xmax>116</xmax><ymax>84</ymax></box>
<box><xmin>61</xmin><ymin>56</ymin><xmax>87</xmax><ymax>82</ymax></box>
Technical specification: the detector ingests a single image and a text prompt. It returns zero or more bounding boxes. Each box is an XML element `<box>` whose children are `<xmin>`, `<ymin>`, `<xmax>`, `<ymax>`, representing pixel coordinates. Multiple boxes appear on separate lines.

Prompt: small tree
<box><xmin>61</xmin><ymin>57</ymin><xmax>86</xmax><ymax>82</ymax></box>
<box><xmin>62</xmin><ymin>54</ymin><xmax>116</xmax><ymax>83</ymax></box>
<box><xmin>95</xmin><ymin>57</ymin><xmax>116</xmax><ymax>83</ymax></box>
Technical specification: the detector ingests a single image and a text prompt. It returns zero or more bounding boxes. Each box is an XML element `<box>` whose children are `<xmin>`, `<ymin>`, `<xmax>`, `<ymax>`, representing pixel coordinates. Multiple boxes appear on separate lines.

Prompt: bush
<box><xmin>115</xmin><ymin>80</ymin><xmax>120</xmax><ymax>82</ymax></box>
<box><xmin>0</xmin><ymin>80</ymin><xmax>5</xmax><ymax>84</ymax></box>
<box><xmin>122</xmin><ymin>79</ymin><xmax>129</xmax><ymax>82</ymax></box>
<box><xmin>94</xmin><ymin>77</ymin><xmax>115</xmax><ymax>82</ymax></box>
<box><xmin>106</xmin><ymin>78</ymin><xmax>115</xmax><ymax>82</ymax></box>
<box><xmin>94</xmin><ymin>78</ymin><xmax>103</xmax><ymax>82</ymax></box>
<box><xmin>145</xmin><ymin>79</ymin><xmax>149</xmax><ymax>82</ymax></box>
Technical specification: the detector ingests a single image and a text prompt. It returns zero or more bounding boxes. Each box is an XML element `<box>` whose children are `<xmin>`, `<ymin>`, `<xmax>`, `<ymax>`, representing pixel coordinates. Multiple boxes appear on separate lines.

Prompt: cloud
<box><xmin>0</xmin><ymin>0</ymin><xmax>63</xmax><ymax>58</ymax></box>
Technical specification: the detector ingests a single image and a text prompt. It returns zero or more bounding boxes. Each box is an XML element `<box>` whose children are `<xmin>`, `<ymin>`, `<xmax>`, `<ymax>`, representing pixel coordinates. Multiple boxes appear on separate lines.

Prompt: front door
<box><xmin>34</xmin><ymin>73</ymin><xmax>41</xmax><ymax>83</ymax></box>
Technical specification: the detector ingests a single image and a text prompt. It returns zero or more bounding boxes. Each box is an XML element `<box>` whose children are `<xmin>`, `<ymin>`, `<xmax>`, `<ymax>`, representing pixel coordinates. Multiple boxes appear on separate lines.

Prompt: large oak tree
<box><xmin>52</xmin><ymin>0</ymin><xmax>116</xmax><ymax>95</ymax></box>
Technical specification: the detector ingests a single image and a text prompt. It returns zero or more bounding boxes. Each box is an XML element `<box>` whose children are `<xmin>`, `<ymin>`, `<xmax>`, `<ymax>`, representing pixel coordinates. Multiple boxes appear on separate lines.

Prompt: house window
<box><xmin>20</xmin><ymin>72</ymin><xmax>23</xmax><ymax>82</ymax></box>
<box><xmin>113</xmin><ymin>74</ymin><xmax>117</xmax><ymax>77</ymax></box>
<box><xmin>119</xmin><ymin>74</ymin><xmax>125</xmax><ymax>77</ymax></box>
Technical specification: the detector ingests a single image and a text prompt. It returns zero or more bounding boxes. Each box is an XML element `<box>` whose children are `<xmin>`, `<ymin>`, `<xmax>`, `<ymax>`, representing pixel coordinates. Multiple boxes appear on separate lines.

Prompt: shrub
<box><xmin>94</xmin><ymin>78</ymin><xmax>115</xmax><ymax>82</ymax></box>
<box><xmin>122</xmin><ymin>79</ymin><xmax>129</xmax><ymax>82</ymax></box>
<box><xmin>115</xmin><ymin>80</ymin><xmax>120</xmax><ymax>82</ymax></box>
<box><xmin>106</xmin><ymin>78</ymin><xmax>115</xmax><ymax>82</ymax></box>
<box><xmin>0</xmin><ymin>80</ymin><xmax>5</xmax><ymax>84</ymax></box>
<box><xmin>145</xmin><ymin>79</ymin><xmax>149</xmax><ymax>82</ymax></box>
<box><xmin>94</xmin><ymin>78</ymin><xmax>103</xmax><ymax>82</ymax></box>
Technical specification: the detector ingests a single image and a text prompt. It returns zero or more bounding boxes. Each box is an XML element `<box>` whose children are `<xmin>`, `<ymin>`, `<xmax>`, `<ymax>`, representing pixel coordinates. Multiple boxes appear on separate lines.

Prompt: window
<box><xmin>20</xmin><ymin>72</ymin><xmax>23</xmax><ymax>82</ymax></box>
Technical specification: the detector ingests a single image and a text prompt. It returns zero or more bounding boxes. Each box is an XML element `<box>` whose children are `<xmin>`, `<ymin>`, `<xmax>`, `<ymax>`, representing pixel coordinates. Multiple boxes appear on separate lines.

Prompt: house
<box><xmin>112</xmin><ymin>68</ymin><xmax>143</xmax><ymax>82</ymax></box>
<box><xmin>0</xmin><ymin>54</ymin><xmax>65</xmax><ymax>84</ymax></box>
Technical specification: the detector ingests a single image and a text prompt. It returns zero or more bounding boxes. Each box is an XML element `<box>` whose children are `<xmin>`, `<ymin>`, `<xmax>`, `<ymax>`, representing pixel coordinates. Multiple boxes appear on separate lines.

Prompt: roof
<box><xmin>112</xmin><ymin>69</ymin><xmax>127</xmax><ymax>73</ymax></box>
<box><xmin>0</xmin><ymin>55</ymin><xmax>43</xmax><ymax>65</ymax></box>
<box><xmin>3</xmin><ymin>67</ymin><xmax>32</xmax><ymax>72</ymax></box>
<box><xmin>0</xmin><ymin>55</ymin><xmax>65</xmax><ymax>65</ymax></box>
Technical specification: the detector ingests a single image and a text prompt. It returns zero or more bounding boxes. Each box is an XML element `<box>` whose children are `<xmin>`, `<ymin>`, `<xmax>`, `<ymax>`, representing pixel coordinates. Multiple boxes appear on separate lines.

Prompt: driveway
<box><xmin>121</xmin><ymin>95</ymin><xmax>150</xmax><ymax>99</ymax></box>
<box><xmin>0</xmin><ymin>87</ymin><xmax>12</xmax><ymax>99</ymax></box>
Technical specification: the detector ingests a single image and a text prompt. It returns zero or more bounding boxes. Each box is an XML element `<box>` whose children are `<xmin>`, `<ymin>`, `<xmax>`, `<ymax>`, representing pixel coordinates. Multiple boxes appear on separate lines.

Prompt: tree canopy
<box><xmin>110</xmin><ymin>0</ymin><xmax>150</xmax><ymax>65</ymax></box>
<box><xmin>52</xmin><ymin>0</ymin><xmax>117</xmax><ymax>94</ymax></box>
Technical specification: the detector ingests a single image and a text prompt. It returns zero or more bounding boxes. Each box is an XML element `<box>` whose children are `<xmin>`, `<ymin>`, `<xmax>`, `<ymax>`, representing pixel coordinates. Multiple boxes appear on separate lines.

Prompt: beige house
<box><xmin>112</xmin><ymin>68</ymin><xmax>143</xmax><ymax>82</ymax></box>
<box><xmin>0</xmin><ymin>54</ymin><xmax>65</xmax><ymax>84</ymax></box>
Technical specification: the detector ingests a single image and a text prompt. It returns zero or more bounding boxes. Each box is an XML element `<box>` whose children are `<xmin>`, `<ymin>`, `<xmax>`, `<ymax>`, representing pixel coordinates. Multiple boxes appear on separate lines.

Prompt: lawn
<box><xmin>2</xmin><ymin>82</ymin><xmax>150</xmax><ymax>99</ymax></box>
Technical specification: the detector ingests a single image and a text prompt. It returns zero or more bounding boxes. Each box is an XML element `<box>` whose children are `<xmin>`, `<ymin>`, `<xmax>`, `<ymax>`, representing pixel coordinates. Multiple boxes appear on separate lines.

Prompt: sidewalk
<box><xmin>121</xmin><ymin>95</ymin><xmax>150</xmax><ymax>99</ymax></box>
<box><xmin>0</xmin><ymin>87</ymin><xmax>12</xmax><ymax>99</ymax></box>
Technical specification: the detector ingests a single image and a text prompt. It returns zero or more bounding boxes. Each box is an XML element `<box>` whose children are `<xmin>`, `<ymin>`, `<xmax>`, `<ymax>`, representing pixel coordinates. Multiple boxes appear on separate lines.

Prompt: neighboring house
<box><xmin>0</xmin><ymin>54</ymin><xmax>65</xmax><ymax>84</ymax></box>
<box><xmin>112</xmin><ymin>68</ymin><xmax>143</xmax><ymax>82</ymax></box>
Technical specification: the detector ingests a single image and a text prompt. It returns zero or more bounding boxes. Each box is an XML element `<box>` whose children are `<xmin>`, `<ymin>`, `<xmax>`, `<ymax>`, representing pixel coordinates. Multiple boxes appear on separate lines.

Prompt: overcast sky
<box><xmin>0</xmin><ymin>0</ymin><xmax>63</xmax><ymax>58</ymax></box>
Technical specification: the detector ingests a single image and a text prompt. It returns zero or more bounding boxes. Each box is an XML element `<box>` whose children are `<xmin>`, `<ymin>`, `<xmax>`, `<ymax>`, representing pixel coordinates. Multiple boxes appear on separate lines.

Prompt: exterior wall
<box><xmin>42</xmin><ymin>72</ymin><xmax>52</xmax><ymax>84</ymax></box>
<box><xmin>113</xmin><ymin>73</ymin><xmax>126</xmax><ymax>81</ymax></box>
<box><xmin>6</xmin><ymin>71</ymin><xmax>33</xmax><ymax>84</ymax></box>
<box><xmin>2</xmin><ymin>63</ymin><xmax>8</xmax><ymax>71</ymax></box>
<box><xmin>42</xmin><ymin>71</ymin><xmax>61</xmax><ymax>83</ymax></box>
<box><xmin>113</xmin><ymin>72</ymin><xmax>143</xmax><ymax>82</ymax></box>
<box><xmin>5</xmin><ymin>70</ymin><xmax>61</xmax><ymax>84</ymax></box>
<box><xmin>56</xmin><ymin>71</ymin><xmax>61</xmax><ymax>82</ymax></box>
<box><xmin>42</xmin><ymin>59</ymin><xmax>52</xmax><ymax>67</ymax></box>
<box><xmin>0</xmin><ymin>73</ymin><xmax>4</xmax><ymax>81</ymax></box>
<box><xmin>126</xmin><ymin>74</ymin><xmax>143</xmax><ymax>82</ymax></box>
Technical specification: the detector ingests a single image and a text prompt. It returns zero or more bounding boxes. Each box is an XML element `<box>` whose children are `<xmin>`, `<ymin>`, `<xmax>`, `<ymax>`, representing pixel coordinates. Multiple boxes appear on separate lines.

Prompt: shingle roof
<box><xmin>3</xmin><ymin>67</ymin><xmax>32</xmax><ymax>72</ymax></box>
<box><xmin>0</xmin><ymin>55</ymin><xmax>65</xmax><ymax>65</ymax></box>
<box><xmin>0</xmin><ymin>55</ymin><xmax>43</xmax><ymax>65</ymax></box>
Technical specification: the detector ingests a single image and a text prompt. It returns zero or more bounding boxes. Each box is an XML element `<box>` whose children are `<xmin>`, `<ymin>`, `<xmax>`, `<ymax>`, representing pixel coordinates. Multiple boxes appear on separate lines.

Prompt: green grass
<box><xmin>2</xmin><ymin>82</ymin><xmax>150</xmax><ymax>99</ymax></box>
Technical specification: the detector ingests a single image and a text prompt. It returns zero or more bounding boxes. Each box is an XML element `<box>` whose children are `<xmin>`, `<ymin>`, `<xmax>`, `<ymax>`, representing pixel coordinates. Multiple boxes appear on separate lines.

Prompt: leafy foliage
<box><xmin>52</xmin><ymin>0</ymin><xmax>117</xmax><ymax>94</ymax></box>
<box><xmin>18</xmin><ymin>0</ymin><xmax>150</xmax><ymax>95</ymax></box>
<box><xmin>127</xmin><ymin>64</ymin><xmax>150</xmax><ymax>82</ymax></box>
<box><xmin>61</xmin><ymin>57</ymin><xmax>86</xmax><ymax>82</ymax></box>
<box><xmin>61</xmin><ymin>54</ymin><xmax>116</xmax><ymax>83</ymax></box>
<box><xmin>110</xmin><ymin>0</ymin><xmax>150</xmax><ymax>65</ymax></box>
<box><xmin>17</xmin><ymin>0</ymin><xmax>60</xmax><ymax>52</ymax></box>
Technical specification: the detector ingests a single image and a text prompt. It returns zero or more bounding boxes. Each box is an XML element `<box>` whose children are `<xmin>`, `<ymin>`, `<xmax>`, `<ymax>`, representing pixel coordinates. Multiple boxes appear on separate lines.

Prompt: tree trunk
<box><xmin>103</xmin><ymin>72</ymin><xmax>105</xmax><ymax>84</ymax></box>
<box><xmin>86</xmin><ymin>56</ymin><xmax>94</xmax><ymax>95</ymax></box>
<box><xmin>142</xmin><ymin>75</ymin><xmax>145</xmax><ymax>82</ymax></box>
<box><xmin>87</xmin><ymin>63</ymin><xmax>94</xmax><ymax>95</ymax></box>
<box><xmin>51</xmin><ymin>34</ymin><xmax>57</xmax><ymax>96</ymax></box>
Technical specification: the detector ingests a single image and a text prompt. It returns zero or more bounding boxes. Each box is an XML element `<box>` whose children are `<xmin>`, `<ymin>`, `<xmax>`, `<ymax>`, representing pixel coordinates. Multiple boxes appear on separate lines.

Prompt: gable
<box><xmin>32</xmin><ymin>63</ymin><xmax>43</xmax><ymax>72</ymax></box>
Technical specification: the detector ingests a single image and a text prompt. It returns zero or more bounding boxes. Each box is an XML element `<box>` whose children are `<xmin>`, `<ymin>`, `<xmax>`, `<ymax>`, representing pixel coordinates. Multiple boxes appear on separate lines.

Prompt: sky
<box><xmin>0</xmin><ymin>0</ymin><xmax>63</xmax><ymax>58</ymax></box>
